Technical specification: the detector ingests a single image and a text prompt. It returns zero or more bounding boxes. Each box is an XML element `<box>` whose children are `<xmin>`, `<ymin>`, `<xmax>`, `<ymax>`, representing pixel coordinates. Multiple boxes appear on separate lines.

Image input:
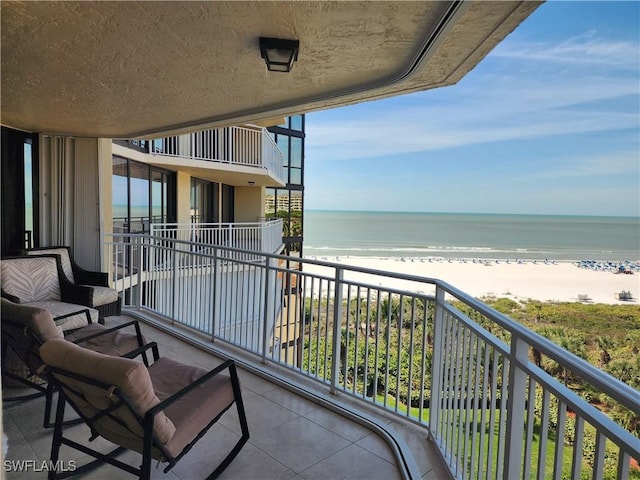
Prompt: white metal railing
<box><xmin>104</xmin><ymin>233</ymin><xmax>640</xmax><ymax>480</ymax></box>
<box><xmin>151</xmin><ymin>126</ymin><xmax>285</xmax><ymax>183</ymax></box>
<box><xmin>149</xmin><ymin>220</ymin><xmax>283</xmax><ymax>261</ymax></box>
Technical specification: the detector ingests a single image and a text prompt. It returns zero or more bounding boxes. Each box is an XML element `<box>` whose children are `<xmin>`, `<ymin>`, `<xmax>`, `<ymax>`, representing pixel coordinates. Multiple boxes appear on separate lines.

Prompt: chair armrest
<box><xmin>60</xmin><ymin>278</ymin><xmax>94</xmax><ymax>308</ymax></box>
<box><xmin>1</xmin><ymin>289</ymin><xmax>21</xmax><ymax>304</ymax></box>
<box><xmin>70</xmin><ymin>320</ymin><xmax>144</xmax><ymax>346</ymax></box>
<box><xmin>121</xmin><ymin>342</ymin><xmax>160</xmax><ymax>364</ymax></box>
<box><xmin>73</xmin><ymin>267</ymin><xmax>109</xmax><ymax>287</ymax></box>
<box><xmin>146</xmin><ymin>360</ymin><xmax>237</xmax><ymax>418</ymax></box>
<box><xmin>55</xmin><ymin>309</ymin><xmax>93</xmax><ymax>326</ymax></box>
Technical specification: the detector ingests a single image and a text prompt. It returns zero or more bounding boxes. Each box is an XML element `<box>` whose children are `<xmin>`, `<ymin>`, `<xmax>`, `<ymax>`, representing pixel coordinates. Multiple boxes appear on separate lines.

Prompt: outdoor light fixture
<box><xmin>259</xmin><ymin>37</ymin><xmax>299</xmax><ymax>73</ymax></box>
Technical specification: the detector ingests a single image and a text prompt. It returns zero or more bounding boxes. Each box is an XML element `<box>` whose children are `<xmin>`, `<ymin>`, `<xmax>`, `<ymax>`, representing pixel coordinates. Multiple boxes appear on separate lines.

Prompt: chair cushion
<box><xmin>1</xmin><ymin>298</ymin><xmax>63</xmax><ymax>342</ymax></box>
<box><xmin>39</xmin><ymin>339</ymin><xmax>176</xmax><ymax>449</ymax></box>
<box><xmin>1</xmin><ymin>298</ymin><xmax>62</xmax><ymax>386</ymax></box>
<box><xmin>149</xmin><ymin>357</ymin><xmax>235</xmax><ymax>458</ymax></box>
<box><xmin>23</xmin><ymin>301</ymin><xmax>96</xmax><ymax>331</ymax></box>
<box><xmin>89</xmin><ymin>286</ymin><xmax>119</xmax><ymax>307</ymax></box>
<box><xmin>64</xmin><ymin>323</ymin><xmax>146</xmax><ymax>357</ymax></box>
<box><xmin>1</xmin><ymin>256</ymin><xmax>61</xmax><ymax>302</ymax></box>
<box><xmin>27</xmin><ymin>248</ymin><xmax>74</xmax><ymax>282</ymax></box>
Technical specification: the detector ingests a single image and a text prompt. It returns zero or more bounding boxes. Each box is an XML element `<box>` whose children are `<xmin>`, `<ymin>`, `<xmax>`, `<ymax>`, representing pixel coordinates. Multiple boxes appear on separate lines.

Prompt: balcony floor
<box><xmin>2</xmin><ymin>315</ymin><xmax>450</xmax><ymax>480</ymax></box>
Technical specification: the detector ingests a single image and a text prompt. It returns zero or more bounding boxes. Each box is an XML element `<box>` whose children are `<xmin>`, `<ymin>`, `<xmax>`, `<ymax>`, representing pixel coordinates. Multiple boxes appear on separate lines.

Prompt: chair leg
<box><xmin>206</xmin><ymin>364</ymin><xmax>250</xmax><ymax>479</ymax></box>
<box><xmin>43</xmin><ymin>383</ymin><xmax>55</xmax><ymax>428</ymax></box>
<box><xmin>231</xmin><ymin>365</ymin><xmax>250</xmax><ymax>442</ymax></box>
<box><xmin>48</xmin><ymin>393</ymin><xmax>67</xmax><ymax>480</ymax></box>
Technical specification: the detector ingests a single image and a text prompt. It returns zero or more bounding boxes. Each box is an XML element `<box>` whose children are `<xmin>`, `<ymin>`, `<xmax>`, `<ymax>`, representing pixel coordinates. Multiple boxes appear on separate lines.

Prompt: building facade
<box><xmin>0</xmin><ymin>117</ymin><xmax>303</xmax><ymax>264</ymax></box>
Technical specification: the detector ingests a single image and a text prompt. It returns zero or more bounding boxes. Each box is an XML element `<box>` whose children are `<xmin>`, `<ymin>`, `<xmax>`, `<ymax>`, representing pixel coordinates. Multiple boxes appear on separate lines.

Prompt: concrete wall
<box><xmin>176</xmin><ymin>171</ymin><xmax>192</xmax><ymax>224</ymax></box>
<box><xmin>234</xmin><ymin>186</ymin><xmax>264</xmax><ymax>222</ymax></box>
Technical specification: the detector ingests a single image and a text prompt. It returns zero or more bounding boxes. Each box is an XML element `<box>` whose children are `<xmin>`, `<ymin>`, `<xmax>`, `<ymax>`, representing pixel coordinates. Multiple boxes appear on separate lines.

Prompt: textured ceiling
<box><xmin>1</xmin><ymin>1</ymin><xmax>541</xmax><ymax>138</ymax></box>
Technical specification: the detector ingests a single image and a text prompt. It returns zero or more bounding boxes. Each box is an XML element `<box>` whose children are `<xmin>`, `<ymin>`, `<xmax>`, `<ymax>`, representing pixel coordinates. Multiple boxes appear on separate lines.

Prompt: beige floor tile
<box><xmin>236</xmin><ymin>369</ymin><xmax>282</xmax><ymax>395</ymax></box>
<box><xmin>217</xmin><ymin>442</ymin><xmax>298</xmax><ymax>480</ymax></box>
<box><xmin>303</xmin><ymin>408</ymin><xmax>372</xmax><ymax>443</ymax></box>
<box><xmin>301</xmin><ymin>443</ymin><xmax>402</xmax><ymax>480</ymax></box>
<box><xmin>262</xmin><ymin>387</ymin><xmax>321</xmax><ymax>416</ymax></box>
<box><xmin>249</xmin><ymin>416</ymin><xmax>350</xmax><ymax>473</ymax></box>
<box><xmin>218</xmin><ymin>391</ymin><xmax>299</xmax><ymax>435</ymax></box>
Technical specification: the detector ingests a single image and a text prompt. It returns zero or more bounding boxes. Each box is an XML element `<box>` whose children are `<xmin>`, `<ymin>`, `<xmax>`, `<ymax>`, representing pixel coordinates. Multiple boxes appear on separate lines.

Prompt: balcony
<box><xmin>2</xmin><ymin>316</ymin><xmax>449</xmax><ymax>479</ymax></box>
<box><xmin>149</xmin><ymin>126</ymin><xmax>286</xmax><ymax>186</ymax></box>
<box><xmin>3</xmin><ymin>234</ymin><xmax>638</xmax><ymax>480</ymax></box>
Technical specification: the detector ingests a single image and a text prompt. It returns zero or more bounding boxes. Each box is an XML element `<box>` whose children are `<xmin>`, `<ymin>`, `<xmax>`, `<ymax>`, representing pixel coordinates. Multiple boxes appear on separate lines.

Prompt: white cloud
<box><xmin>306</xmin><ymin>33</ymin><xmax>639</xmax><ymax>162</ymax></box>
<box><xmin>490</xmin><ymin>31</ymin><xmax>640</xmax><ymax>71</ymax></box>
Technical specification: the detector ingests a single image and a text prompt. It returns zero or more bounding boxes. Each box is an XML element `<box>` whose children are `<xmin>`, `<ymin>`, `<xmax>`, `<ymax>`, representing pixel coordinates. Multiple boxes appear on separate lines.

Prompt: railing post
<box><xmin>261</xmin><ymin>257</ymin><xmax>275</xmax><ymax>364</ymax></box>
<box><xmin>503</xmin><ymin>334</ymin><xmax>529</xmax><ymax>480</ymax></box>
<box><xmin>211</xmin><ymin>247</ymin><xmax>219</xmax><ymax>341</ymax></box>
<box><xmin>171</xmin><ymin>244</ymin><xmax>178</xmax><ymax>322</ymax></box>
<box><xmin>430</xmin><ymin>285</ymin><xmax>446</xmax><ymax>438</ymax></box>
<box><xmin>136</xmin><ymin>236</ymin><xmax>144</xmax><ymax>308</ymax></box>
<box><xmin>330</xmin><ymin>268</ymin><xmax>344</xmax><ymax>395</ymax></box>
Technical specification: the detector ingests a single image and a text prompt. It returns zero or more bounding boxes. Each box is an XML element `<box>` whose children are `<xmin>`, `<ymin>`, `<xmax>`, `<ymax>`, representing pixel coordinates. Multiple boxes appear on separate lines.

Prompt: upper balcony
<box><xmin>124</xmin><ymin>126</ymin><xmax>287</xmax><ymax>187</ymax></box>
<box><xmin>94</xmin><ymin>233</ymin><xmax>640</xmax><ymax>480</ymax></box>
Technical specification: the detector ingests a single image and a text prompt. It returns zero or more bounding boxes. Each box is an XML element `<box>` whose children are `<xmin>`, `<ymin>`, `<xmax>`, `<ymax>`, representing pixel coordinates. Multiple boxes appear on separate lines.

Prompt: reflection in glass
<box><xmin>290</xmin><ymin>168</ymin><xmax>302</xmax><ymax>185</ymax></box>
<box><xmin>23</xmin><ymin>143</ymin><xmax>33</xmax><ymax>241</ymax></box>
<box><xmin>290</xmin><ymin>137</ymin><xmax>302</xmax><ymax>168</ymax></box>
<box><xmin>290</xmin><ymin>115</ymin><xmax>302</xmax><ymax>131</ymax></box>
<box><xmin>277</xmin><ymin>136</ymin><xmax>289</xmax><ymax>166</ymax></box>
<box><xmin>152</xmin><ymin>171</ymin><xmax>166</xmax><ymax>224</ymax></box>
<box><xmin>129</xmin><ymin>162</ymin><xmax>150</xmax><ymax>233</ymax></box>
<box><xmin>112</xmin><ymin>157</ymin><xmax>129</xmax><ymax>233</ymax></box>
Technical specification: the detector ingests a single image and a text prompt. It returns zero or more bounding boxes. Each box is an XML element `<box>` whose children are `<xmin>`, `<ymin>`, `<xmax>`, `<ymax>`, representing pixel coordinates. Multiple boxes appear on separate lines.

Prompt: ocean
<box><xmin>303</xmin><ymin>211</ymin><xmax>640</xmax><ymax>262</ymax></box>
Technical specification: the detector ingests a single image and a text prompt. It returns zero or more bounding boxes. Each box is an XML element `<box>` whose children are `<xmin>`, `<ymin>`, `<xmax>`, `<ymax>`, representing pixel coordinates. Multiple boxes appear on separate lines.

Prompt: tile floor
<box><xmin>2</xmin><ymin>315</ymin><xmax>450</xmax><ymax>480</ymax></box>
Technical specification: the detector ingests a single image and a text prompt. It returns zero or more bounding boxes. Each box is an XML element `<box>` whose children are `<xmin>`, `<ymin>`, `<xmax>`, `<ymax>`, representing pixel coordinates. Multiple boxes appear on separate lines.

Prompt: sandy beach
<box><xmin>302</xmin><ymin>256</ymin><xmax>640</xmax><ymax>305</ymax></box>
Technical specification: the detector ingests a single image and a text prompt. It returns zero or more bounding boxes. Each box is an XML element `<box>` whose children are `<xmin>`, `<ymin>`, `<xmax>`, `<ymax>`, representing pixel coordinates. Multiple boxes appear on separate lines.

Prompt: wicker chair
<box><xmin>25</xmin><ymin>246</ymin><xmax>121</xmax><ymax>319</ymax></box>
<box><xmin>1</xmin><ymin>254</ymin><xmax>100</xmax><ymax>327</ymax></box>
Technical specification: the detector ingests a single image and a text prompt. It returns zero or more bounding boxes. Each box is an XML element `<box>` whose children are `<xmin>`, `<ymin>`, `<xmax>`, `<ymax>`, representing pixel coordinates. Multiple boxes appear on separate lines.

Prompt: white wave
<box><xmin>304</xmin><ymin>245</ymin><xmax>538</xmax><ymax>254</ymax></box>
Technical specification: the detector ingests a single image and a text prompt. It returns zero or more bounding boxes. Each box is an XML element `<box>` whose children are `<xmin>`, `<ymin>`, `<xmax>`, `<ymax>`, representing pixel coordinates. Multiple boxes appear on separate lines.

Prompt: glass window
<box><xmin>290</xmin><ymin>168</ymin><xmax>302</xmax><ymax>186</ymax></box>
<box><xmin>113</xmin><ymin>158</ymin><xmax>174</xmax><ymax>233</ymax></box>
<box><xmin>128</xmin><ymin>162</ymin><xmax>150</xmax><ymax>233</ymax></box>
<box><xmin>152</xmin><ymin>171</ymin><xmax>166</xmax><ymax>223</ymax></box>
<box><xmin>290</xmin><ymin>115</ymin><xmax>302</xmax><ymax>131</ymax></box>
<box><xmin>191</xmin><ymin>178</ymin><xmax>211</xmax><ymax>223</ymax></box>
<box><xmin>112</xmin><ymin>157</ymin><xmax>129</xmax><ymax>233</ymax></box>
<box><xmin>290</xmin><ymin>137</ymin><xmax>302</xmax><ymax>168</ymax></box>
<box><xmin>265</xmin><ymin>188</ymin><xmax>276</xmax><ymax>216</ymax></box>
<box><xmin>23</xmin><ymin>142</ymin><xmax>33</xmax><ymax>243</ymax></box>
<box><xmin>277</xmin><ymin>135</ymin><xmax>289</xmax><ymax>167</ymax></box>
<box><xmin>221</xmin><ymin>184</ymin><xmax>234</xmax><ymax>223</ymax></box>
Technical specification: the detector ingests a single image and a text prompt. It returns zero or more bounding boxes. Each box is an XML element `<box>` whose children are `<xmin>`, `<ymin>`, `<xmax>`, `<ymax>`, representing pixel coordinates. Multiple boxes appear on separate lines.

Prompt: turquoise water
<box><xmin>303</xmin><ymin>211</ymin><xmax>640</xmax><ymax>262</ymax></box>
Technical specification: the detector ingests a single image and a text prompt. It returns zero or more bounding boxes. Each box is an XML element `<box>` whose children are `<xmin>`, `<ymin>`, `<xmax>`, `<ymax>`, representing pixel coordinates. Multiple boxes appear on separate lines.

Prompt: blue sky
<box><xmin>304</xmin><ymin>1</ymin><xmax>640</xmax><ymax>217</ymax></box>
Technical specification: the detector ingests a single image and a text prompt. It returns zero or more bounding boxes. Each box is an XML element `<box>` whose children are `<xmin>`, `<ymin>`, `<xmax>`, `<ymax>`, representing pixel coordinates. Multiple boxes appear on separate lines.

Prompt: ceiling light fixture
<box><xmin>259</xmin><ymin>37</ymin><xmax>299</xmax><ymax>73</ymax></box>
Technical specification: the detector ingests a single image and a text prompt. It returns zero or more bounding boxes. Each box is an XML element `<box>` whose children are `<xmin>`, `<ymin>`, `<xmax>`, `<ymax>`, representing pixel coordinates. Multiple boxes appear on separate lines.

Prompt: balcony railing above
<box><xmin>149</xmin><ymin>219</ymin><xmax>284</xmax><ymax>260</ymax></box>
<box><xmin>150</xmin><ymin>126</ymin><xmax>286</xmax><ymax>185</ymax></box>
<box><xmin>104</xmin><ymin>234</ymin><xmax>640</xmax><ymax>480</ymax></box>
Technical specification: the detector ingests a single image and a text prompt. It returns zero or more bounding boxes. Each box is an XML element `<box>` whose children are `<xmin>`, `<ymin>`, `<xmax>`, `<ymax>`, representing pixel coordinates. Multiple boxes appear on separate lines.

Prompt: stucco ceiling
<box><xmin>1</xmin><ymin>1</ymin><xmax>541</xmax><ymax>139</ymax></box>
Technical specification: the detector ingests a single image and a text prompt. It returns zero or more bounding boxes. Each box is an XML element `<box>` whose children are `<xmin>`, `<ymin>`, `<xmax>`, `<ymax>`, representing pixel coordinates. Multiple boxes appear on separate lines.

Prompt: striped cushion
<box><xmin>91</xmin><ymin>286</ymin><xmax>119</xmax><ymax>306</ymax></box>
<box><xmin>1</xmin><ymin>257</ymin><xmax>61</xmax><ymax>302</ymax></box>
<box><xmin>27</xmin><ymin>248</ymin><xmax>74</xmax><ymax>282</ymax></box>
<box><xmin>23</xmin><ymin>300</ymin><xmax>96</xmax><ymax>330</ymax></box>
